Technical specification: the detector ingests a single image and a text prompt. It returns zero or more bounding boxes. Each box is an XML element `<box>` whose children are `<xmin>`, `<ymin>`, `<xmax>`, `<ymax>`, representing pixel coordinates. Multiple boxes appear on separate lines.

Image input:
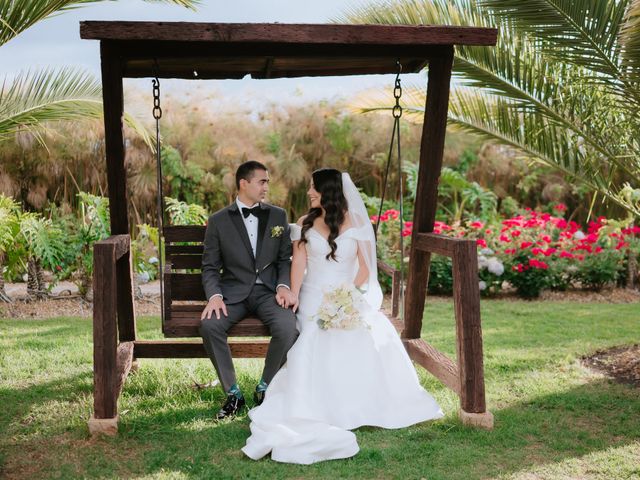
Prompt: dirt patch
<box><xmin>2</xmin><ymin>287</ymin><xmax>639</xmax><ymax>319</ymax></box>
<box><xmin>539</xmin><ymin>288</ymin><xmax>640</xmax><ymax>303</ymax></box>
<box><xmin>483</xmin><ymin>287</ymin><xmax>640</xmax><ymax>303</ymax></box>
<box><xmin>0</xmin><ymin>297</ymin><xmax>161</xmax><ymax>319</ymax></box>
<box><xmin>582</xmin><ymin>344</ymin><xmax>640</xmax><ymax>388</ymax></box>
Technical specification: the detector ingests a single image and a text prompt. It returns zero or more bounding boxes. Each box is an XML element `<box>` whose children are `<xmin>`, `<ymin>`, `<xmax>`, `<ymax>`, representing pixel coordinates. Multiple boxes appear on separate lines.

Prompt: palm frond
<box><xmin>341</xmin><ymin>0</ymin><xmax>640</xmax><ymax>217</ymax></box>
<box><xmin>0</xmin><ymin>67</ymin><xmax>154</xmax><ymax>148</ymax></box>
<box><xmin>19</xmin><ymin>213</ymin><xmax>66</xmax><ymax>269</ymax></box>
<box><xmin>1</xmin><ymin>0</ymin><xmax>199</xmax><ymax>46</ymax></box>
<box><xmin>478</xmin><ymin>0</ymin><xmax>630</xmax><ymax>79</ymax></box>
<box><xmin>620</xmin><ymin>0</ymin><xmax>640</xmax><ymax>76</ymax></box>
<box><xmin>447</xmin><ymin>87</ymin><xmax>639</xmax><ymax>216</ymax></box>
<box><xmin>165</xmin><ymin>197</ymin><xmax>207</xmax><ymax>225</ymax></box>
<box><xmin>0</xmin><ymin>67</ymin><xmax>102</xmax><ymax>142</ymax></box>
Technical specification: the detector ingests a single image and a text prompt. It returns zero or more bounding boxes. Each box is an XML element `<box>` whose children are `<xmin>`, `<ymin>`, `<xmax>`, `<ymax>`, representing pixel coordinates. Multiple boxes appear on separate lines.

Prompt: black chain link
<box><xmin>374</xmin><ymin>59</ymin><xmax>405</xmax><ymax>321</ymax></box>
<box><xmin>392</xmin><ymin>60</ymin><xmax>403</xmax><ymax>119</ymax></box>
<box><xmin>375</xmin><ymin>60</ymin><xmax>403</xmax><ymax>238</ymax></box>
<box><xmin>152</xmin><ymin>79</ymin><xmax>162</xmax><ymax>120</ymax></box>
<box><xmin>152</xmin><ymin>59</ymin><xmax>165</xmax><ymax>325</ymax></box>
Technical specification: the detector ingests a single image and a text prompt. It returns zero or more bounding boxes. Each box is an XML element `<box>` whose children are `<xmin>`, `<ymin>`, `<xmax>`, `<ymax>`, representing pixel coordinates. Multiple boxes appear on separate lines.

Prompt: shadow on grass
<box><xmin>80</xmin><ymin>376</ymin><xmax>639</xmax><ymax>480</ymax></box>
<box><xmin>1</xmin><ymin>367</ymin><xmax>638</xmax><ymax>479</ymax></box>
<box><xmin>0</xmin><ymin>371</ymin><xmax>93</xmax><ymax>436</ymax></box>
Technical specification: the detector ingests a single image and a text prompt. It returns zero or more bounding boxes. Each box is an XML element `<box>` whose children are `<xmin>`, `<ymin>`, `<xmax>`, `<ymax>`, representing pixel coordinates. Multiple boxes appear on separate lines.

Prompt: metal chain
<box><xmin>375</xmin><ymin>60</ymin><xmax>403</xmax><ymax>237</ymax></box>
<box><xmin>152</xmin><ymin>59</ymin><xmax>165</xmax><ymax>325</ymax></box>
<box><xmin>392</xmin><ymin>60</ymin><xmax>403</xmax><ymax>119</ymax></box>
<box><xmin>394</xmin><ymin>62</ymin><xmax>405</xmax><ymax>321</ymax></box>
<box><xmin>152</xmin><ymin>79</ymin><xmax>162</xmax><ymax>120</ymax></box>
<box><xmin>374</xmin><ymin>59</ymin><xmax>405</xmax><ymax>321</ymax></box>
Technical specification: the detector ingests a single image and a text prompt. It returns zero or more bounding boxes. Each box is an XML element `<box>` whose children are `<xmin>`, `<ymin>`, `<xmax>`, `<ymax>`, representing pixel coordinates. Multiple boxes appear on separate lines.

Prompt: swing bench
<box><xmin>161</xmin><ymin>225</ymin><xmax>403</xmax><ymax>346</ymax></box>
<box><xmin>81</xmin><ymin>21</ymin><xmax>498</xmax><ymax>435</ymax></box>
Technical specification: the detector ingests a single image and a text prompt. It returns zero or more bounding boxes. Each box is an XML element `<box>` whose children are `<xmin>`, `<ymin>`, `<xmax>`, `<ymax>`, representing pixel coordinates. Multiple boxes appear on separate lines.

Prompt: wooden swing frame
<box><xmin>81</xmin><ymin>21</ymin><xmax>498</xmax><ymax>435</ymax></box>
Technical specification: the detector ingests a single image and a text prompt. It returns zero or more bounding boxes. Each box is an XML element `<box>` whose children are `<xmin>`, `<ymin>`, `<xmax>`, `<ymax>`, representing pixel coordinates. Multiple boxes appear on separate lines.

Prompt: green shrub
<box><xmin>573</xmin><ymin>250</ymin><xmax>624</xmax><ymax>291</ymax></box>
<box><xmin>504</xmin><ymin>253</ymin><xmax>552</xmax><ymax>299</ymax></box>
<box><xmin>427</xmin><ymin>254</ymin><xmax>453</xmax><ymax>295</ymax></box>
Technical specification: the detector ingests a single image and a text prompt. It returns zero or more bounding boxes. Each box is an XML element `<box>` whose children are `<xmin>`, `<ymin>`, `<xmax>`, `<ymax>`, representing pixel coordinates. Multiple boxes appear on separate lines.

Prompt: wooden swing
<box><xmin>158</xmin><ymin>61</ymin><xmax>405</xmax><ymax>344</ymax></box>
<box><xmin>81</xmin><ymin>21</ymin><xmax>498</xmax><ymax>435</ymax></box>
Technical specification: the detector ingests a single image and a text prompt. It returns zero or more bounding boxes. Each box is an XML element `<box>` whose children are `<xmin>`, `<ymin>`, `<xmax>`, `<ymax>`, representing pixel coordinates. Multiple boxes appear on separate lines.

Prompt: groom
<box><xmin>200</xmin><ymin>160</ymin><xmax>298</xmax><ymax>420</ymax></box>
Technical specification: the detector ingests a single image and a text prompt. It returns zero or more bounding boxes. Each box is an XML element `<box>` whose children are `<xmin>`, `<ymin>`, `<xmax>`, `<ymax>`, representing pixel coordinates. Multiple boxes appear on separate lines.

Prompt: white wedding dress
<box><xmin>242</xmin><ymin>223</ymin><xmax>444</xmax><ymax>464</ymax></box>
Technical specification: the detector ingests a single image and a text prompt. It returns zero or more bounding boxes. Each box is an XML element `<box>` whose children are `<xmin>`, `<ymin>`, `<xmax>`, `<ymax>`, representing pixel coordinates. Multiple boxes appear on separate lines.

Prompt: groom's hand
<box><xmin>276</xmin><ymin>287</ymin><xmax>298</xmax><ymax>310</ymax></box>
<box><xmin>201</xmin><ymin>295</ymin><xmax>228</xmax><ymax>321</ymax></box>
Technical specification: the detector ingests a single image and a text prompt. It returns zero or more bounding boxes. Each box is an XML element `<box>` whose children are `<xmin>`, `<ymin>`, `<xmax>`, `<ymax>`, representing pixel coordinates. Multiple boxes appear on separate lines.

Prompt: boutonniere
<box><xmin>271</xmin><ymin>225</ymin><xmax>284</xmax><ymax>238</ymax></box>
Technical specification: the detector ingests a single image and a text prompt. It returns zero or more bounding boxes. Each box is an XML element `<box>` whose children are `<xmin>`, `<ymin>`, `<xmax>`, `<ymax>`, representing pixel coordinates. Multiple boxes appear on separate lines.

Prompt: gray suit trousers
<box><xmin>199</xmin><ymin>284</ymin><xmax>298</xmax><ymax>392</ymax></box>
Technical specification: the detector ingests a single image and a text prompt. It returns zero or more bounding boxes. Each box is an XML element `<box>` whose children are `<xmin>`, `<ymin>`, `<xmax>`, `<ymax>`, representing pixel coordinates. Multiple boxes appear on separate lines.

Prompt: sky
<box><xmin>1</xmin><ymin>0</ymin><xmax>426</xmax><ymax>110</ymax></box>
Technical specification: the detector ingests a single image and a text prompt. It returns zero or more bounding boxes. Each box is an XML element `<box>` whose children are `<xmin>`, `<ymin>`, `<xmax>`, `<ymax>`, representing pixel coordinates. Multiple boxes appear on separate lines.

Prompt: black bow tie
<box><xmin>242</xmin><ymin>205</ymin><xmax>262</xmax><ymax>218</ymax></box>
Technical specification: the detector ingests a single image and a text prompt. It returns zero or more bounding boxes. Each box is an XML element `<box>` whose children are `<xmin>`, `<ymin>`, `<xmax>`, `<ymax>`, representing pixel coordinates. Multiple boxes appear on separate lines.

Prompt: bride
<box><xmin>242</xmin><ymin>168</ymin><xmax>443</xmax><ymax>464</ymax></box>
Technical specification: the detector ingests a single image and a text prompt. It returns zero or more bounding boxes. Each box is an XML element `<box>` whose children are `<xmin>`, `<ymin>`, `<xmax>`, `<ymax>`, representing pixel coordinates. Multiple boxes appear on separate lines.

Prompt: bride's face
<box><xmin>307</xmin><ymin>182</ymin><xmax>322</xmax><ymax>209</ymax></box>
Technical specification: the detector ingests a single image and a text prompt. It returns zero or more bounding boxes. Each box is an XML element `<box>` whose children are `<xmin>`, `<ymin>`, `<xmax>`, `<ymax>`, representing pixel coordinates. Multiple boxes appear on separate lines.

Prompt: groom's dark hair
<box><xmin>236</xmin><ymin>160</ymin><xmax>268</xmax><ymax>189</ymax></box>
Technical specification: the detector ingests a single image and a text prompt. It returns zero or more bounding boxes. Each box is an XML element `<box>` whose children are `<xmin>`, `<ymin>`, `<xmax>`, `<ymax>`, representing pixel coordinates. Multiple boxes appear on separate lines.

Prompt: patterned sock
<box><xmin>256</xmin><ymin>379</ymin><xmax>268</xmax><ymax>393</ymax></box>
<box><xmin>227</xmin><ymin>383</ymin><xmax>243</xmax><ymax>399</ymax></box>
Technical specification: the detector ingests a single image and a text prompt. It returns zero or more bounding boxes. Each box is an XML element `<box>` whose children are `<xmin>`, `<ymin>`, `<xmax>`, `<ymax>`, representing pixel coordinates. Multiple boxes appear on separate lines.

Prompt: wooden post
<box><xmin>404</xmin><ymin>48</ymin><xmax>454</xmax><ymax>339</ymax></box>
<box><xmin>100</xmin><ymin>42</ymin><xmax>136</xmax><ymax>343</ymax></box>
<box><xmin>89</xmin><ymin>241</ymin><xmax>118</xmax><ymax>434</ymax></box>
<box><xmin>453</xmin><ymin>241</ymin><xmax>493</xmax><ymax>428</ymax></box>
<box><xmin>100</xmin><ymin>41</ymin><xmax>128</xmax><ymax>235</ymax></box>
<box><xmin>453</xmin><ymin>241</ymin><xmax>485</xmax><ymax>411</ymax></box>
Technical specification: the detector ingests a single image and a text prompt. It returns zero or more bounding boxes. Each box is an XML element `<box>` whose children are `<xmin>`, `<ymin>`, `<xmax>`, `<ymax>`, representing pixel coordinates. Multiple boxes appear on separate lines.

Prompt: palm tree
<box><xmin>0</xmin><ymin>195</ymin><xmax>21</xmax><ymax>302</ymax></box>
<box><xmin>19</xmin><ymin>211</ymin><xmax>66</xmax><ymax>299</ymax></box>
<box><xmin>339</xmin><ymin>0</ymin><xmax>640</xmax><ymax>218</ymax></box>
<box><xmin>1</xmin><ymin>0</ymin><xmax>198</xmax><ymax>144</ymax></box>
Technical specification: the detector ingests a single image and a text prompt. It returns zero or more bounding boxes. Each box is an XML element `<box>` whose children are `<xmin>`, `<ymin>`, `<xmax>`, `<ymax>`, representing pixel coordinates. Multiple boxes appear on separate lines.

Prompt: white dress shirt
<box><xmin>236</xmin><ymin>197</ymin><xmax>259</xmax><ymax>258</ymax></box>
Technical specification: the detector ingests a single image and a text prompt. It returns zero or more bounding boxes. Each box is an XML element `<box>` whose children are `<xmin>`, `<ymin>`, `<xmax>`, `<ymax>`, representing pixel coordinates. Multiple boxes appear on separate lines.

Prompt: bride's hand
<box><xmin>276</xmin><ymin>287</ymin><xmax>298</xmax><ymax>310</ymax></box>
<box><xmin>291</xmin><ymin>295</ymin><xmax>300</xmax><ymax>313</ymax></box>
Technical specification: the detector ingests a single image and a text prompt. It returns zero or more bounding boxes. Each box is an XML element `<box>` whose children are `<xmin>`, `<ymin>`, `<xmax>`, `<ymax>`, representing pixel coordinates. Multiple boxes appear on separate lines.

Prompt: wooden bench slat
<box><xmin>165</xmin><ymin>305</ymin><xmax>400</xmax><ymax>338</ymax></box>
<box><xmin>168</xmin><ymin>254</ymin><xmax>203</xmax><ymax>269</ymax></box>
<box><xmin>170</xmin><ymin>273</ymin><xmax>206</xmax><ymax>300</ymax></box>
<box><xmin>164</xmin><ymin>314</ymin><xmax>270</xmax><ymax>337</ymax></box>
<box><xmin>166</xmin><ymin>245</ymin><xmax>204</xmax><ymax>255</ymax></box>
<box><xmin>134</xmin><ymin>339</ymin><xmax>269</xmax><ymax>358</ymax></box>
<box><xmin>164</xmin><ymin>225</ymin><xmax>206</xmax><ymax>242</ymax></box>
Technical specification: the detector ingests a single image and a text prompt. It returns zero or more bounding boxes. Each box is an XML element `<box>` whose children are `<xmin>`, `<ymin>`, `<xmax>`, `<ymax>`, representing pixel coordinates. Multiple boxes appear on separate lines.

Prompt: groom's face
<box><xmin>241</xmin><ymin>168</ymin><xmax>270</xmax><ymax>205</ymax></box>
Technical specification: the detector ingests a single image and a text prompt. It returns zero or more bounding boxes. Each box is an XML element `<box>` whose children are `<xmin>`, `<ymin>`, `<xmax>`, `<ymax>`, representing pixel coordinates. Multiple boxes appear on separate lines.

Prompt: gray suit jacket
<box><xmin>202</xmin><ymin>202</ymin><xmax>292</xmax><ymax>304</ymax></box>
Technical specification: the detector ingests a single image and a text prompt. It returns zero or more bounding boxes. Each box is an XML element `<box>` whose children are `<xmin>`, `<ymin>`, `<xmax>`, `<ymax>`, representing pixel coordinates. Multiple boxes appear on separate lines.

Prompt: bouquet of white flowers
<box><xmin>313</xmin><ymin>284</ymin><xmax>370</xmax><ymax>331</ymax></box>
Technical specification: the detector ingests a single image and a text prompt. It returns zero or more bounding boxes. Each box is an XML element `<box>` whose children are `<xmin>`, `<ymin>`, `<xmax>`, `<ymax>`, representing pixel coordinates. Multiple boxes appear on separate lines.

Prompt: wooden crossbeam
<box><xmin>404</xmin><ymin>338</ymin><xmax>460</xmax><ymax>394</ymax></box>
<box><xmin>81</xmin><ymin>22</ymin><xmax>498</xmax><ymax>47</ymax></box>
<box><xmin>115</xmin><ymin>341</ymin><xmax>134</xmax><ymax>397</ymax></box>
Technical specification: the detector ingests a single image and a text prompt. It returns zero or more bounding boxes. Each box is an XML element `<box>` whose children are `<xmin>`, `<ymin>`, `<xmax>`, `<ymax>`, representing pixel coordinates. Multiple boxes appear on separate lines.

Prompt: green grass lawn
<box><xmin>1</xmin><ymin>300</ymin><xmax>639</xmax><ymax>479</ymax></box>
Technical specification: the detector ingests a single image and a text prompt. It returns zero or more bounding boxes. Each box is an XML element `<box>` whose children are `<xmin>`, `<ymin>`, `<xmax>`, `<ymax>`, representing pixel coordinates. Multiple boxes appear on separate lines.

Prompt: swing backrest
<box><xmin>162</xmin><ymin>225</ymin><xmax>269</xmax><ymax>337</ymax></box>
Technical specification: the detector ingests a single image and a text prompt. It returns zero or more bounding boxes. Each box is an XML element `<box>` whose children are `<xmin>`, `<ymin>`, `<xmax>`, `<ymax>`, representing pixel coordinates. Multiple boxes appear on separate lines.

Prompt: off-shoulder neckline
<box><xmin>308</xmin><ymin>226</ymin><xmax>355</xmax><ymax>242</ymax></box>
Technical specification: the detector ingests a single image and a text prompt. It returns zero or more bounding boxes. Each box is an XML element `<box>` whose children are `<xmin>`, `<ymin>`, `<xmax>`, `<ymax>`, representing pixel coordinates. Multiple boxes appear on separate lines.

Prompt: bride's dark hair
<box><xmin>300</xmin><ymin>168</ymin><xmax>347</xmax><ymax>261</ymax></box>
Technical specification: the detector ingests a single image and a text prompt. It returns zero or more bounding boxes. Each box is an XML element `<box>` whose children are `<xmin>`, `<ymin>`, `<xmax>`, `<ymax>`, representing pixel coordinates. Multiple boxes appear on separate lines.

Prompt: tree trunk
<box><xmin>36</xmin><ymin>261</ymin><xmax>46</xmax><ymax>292</ymax></box>
<box><xmin>628</xmin><ymin>246</ymin><xmax>637</xmax><ymax>290</ymax></box>
<box><xmin>0</xmin><ymin>254</ymin><xmax>11</xmax><ymax>303</ymax></box>
<box><xmin>27</xmin><ymin>257</ymin><xmax>47</xmax><ymax>300</ymax></box>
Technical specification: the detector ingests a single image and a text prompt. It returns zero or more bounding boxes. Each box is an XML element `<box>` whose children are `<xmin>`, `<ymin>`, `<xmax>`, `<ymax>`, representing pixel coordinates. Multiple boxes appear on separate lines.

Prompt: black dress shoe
<box><xmin>254</xmin><ymin>389</ymin><xmax>266</xmax><ymax>406</ymax></box>
<box><xmin>216</xmin><ymin>394</ymin><xmax>246</xmax><ymax>420</ymax></box>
